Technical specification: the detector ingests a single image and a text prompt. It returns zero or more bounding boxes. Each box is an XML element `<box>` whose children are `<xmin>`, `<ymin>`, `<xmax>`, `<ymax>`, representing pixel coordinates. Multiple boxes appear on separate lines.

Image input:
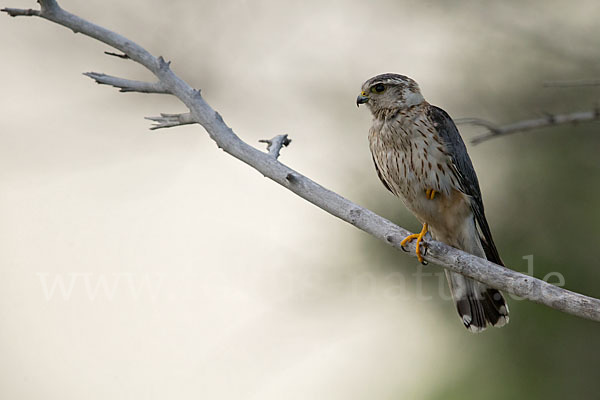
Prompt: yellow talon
<box><xmin>425</xmin><ymin>189</ymin><xmax>436</xmax><ymax>200</ymax></box>
<box><xmin>400</xmin><ymin>223</ymin><xmax>429</xmax><ymax>264</ymax></box>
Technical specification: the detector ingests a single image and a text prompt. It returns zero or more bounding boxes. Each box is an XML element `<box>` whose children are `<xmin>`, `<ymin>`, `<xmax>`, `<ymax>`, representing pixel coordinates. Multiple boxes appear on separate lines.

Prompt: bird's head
<box><xmin>357</xmin><ymin>73</ymin><xmax>425</xmax><ymax>114</ymax></box>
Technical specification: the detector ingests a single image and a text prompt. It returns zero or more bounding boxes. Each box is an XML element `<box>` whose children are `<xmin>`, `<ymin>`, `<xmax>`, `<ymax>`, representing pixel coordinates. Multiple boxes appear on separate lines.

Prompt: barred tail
<box><xmin>445</xmin><ymin>270</ymin><xmax>509</xmax><ymax>333</ymax></box>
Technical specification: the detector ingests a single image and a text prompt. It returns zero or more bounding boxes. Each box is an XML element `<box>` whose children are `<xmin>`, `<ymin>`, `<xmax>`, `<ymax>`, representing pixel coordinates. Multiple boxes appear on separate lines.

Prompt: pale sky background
<box><xmin>2</xmin><ymin>0</ymin><xmax>599</xmax><ymax>399</ymax></box>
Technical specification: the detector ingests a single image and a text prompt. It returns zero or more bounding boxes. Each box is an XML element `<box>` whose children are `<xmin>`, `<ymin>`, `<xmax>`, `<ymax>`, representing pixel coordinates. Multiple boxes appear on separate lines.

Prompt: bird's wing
<box><xmin>372</xmin><ymin>155</ymin><xmax>394</xmax><ymax>194</ymax></box>
<box><xmin>428</xmin><ymin>105</ymin><xmax>503</xmax><ymax>265</ymax></box>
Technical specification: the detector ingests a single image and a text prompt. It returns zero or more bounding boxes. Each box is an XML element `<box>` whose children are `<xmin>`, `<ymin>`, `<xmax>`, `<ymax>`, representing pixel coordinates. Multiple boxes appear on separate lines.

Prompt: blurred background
<box><xmin>1</xmin><ymin>0</ymin><xmax>599</xmax><ymax>398</ymax></box>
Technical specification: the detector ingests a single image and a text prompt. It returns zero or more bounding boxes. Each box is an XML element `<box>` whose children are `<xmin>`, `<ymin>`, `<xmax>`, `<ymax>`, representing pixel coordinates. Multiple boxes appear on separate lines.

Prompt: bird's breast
<box><xmin>369</xmin><ymin>111</ymin><xmax>460</xmax><ymax>221</ymax></box>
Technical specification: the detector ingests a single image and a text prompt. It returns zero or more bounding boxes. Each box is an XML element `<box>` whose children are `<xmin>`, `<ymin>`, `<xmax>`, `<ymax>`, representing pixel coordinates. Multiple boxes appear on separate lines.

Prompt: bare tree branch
<box><xmin>3</xmin><ymin>1</ymin><xmax>600</xmax><ymax>323</ymax></box>
<box><xmin>145</xmin><ymin>113</ymin><xmax>195</xmax><ymax>130</ymax></box>
<box><xmin>2</xmin><ymin>7</ymin><xmax>40</xmax><ymax>16</ymax></box>
<box><xmin>259</xmin><ymin>134</ymin><xmax>291</xmax><ymax>159</ymax></box>
<box><xmin>544</xmin><ymin>79</ymin><xmax>600</xmax><ymax>88</ymax></box>
<box><xmin>83</xmin><ymin>72</ymin><xmax>168</xmax><ymax>93</ymax></box>
<box><xmin>457</xmin><ymin>109</ymin><xmax>600</xmax><ymax>145</ymax></box>
<box><xmin>104</xmin><ymin>51</ymin><xmax>130</xmax><ymax>60</ymax></box>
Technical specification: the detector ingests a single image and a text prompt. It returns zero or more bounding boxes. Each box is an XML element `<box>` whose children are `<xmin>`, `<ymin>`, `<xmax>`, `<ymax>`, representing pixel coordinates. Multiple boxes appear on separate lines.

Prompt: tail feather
<box><xmin>445</xmin><ymin>270</ymin><xmax>509</xmax><ymax>333</ymax></box>
<box><xmin>481</xmin><ymin>287</ymin><xmax>509</xmax><ymax>327</ymax></box>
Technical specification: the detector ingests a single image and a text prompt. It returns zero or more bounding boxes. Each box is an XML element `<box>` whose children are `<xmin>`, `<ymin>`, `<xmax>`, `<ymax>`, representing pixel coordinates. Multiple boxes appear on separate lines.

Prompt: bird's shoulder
<box><xmin>424</xmin><ymin>105</ymin><xmax>478</xmax><ymax>188</ymax></box>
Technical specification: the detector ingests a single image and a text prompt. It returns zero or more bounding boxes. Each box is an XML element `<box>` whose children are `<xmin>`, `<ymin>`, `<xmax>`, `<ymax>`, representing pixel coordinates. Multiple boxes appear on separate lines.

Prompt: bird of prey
<box><xmin>357</xmin><ymin>73</ymin><xmax>509</xmax><ymax>332</ymax></box>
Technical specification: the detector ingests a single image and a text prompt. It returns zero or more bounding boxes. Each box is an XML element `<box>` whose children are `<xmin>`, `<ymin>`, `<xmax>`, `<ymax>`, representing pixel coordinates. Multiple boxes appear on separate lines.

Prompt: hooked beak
<box><xmin>356</xmin><ymin>91</ymin><xmax>369</xmax><ymax>107</ymax></box>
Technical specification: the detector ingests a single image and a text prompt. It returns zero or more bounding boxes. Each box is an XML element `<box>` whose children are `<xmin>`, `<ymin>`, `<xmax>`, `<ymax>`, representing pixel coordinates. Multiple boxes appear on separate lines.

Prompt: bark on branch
<box><xmin>3</xmin><ymin>1</ymin><xmax>600</xmax><ymax>323</ymax></box>
<box><xmin>259</xmin><ymin>134</ymin><xmax>291</xmax><ymax>159</ymax></box>
<box><xmin>145</xmin><ymin>113</ymin><xmax>195</xmax><ymax>130</ymax></box>
<box><xmin>83</xmin><ymin>72</ymin><xmax>168</xmax><ymax>93</ymax></box>
<box><xmin>457</xmin><ymin>109</ymin><xmax>600</xmax><ymax>145</ymax></box>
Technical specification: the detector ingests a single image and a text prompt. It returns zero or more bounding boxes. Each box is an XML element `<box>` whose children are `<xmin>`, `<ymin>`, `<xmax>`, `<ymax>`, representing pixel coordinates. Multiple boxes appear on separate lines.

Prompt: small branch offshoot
<box><xmin>145</xmin><ymin>113</ymin><xmax>196</xmax><ymax>130</ymax></box>
<box><xmin>259</xmin><ymin>134</ymin><xmax>291</xmax><ymax>159</ymax></box>
<box><xmin>456</xmin><ymin>109</ymin><xmax>600</xmax><ymax>144</ymax></box>
<box><xmin>83</xmin><ymin>72</ymin><xmax>169</xmax><ymax>94</ymax></box>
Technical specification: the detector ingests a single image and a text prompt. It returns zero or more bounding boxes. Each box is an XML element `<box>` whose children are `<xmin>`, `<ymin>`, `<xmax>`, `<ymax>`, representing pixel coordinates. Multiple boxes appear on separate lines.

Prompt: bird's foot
<box><xmin>425</xmin><ymin>189</ymin><xmax>436</xmax><ymax>200</ymax></box>
<box><xmin>400</xmin><ymin>223</ymin><xmax>429</xmax><ymax>265</ymax></box>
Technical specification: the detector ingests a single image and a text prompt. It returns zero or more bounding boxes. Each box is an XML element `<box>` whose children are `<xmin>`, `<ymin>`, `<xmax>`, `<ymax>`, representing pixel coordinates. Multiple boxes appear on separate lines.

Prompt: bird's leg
<box><xmin>400</xmin><ymin>189</ymin><xmax>436</xmax><ymax>264</ymax></box>
<box><xmin>400</xmin><ymin>223</ymin><xmax>429</xmax><ymax>265</ymax></box>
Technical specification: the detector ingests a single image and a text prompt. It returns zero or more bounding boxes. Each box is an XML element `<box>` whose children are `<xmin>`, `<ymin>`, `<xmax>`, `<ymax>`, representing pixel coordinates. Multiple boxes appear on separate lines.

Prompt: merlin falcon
<box><xmin>357</xmin><ymin>73</ymin><xmax>509</xmax><ymax>332</ymax></box>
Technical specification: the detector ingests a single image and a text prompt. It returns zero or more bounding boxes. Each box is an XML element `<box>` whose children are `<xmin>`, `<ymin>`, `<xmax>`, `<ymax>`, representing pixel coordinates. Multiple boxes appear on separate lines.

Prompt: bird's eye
<box><xmin>371</xmin><ymin>83</ymin><xmax>385</xmax><ymax>93</ymax></box>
